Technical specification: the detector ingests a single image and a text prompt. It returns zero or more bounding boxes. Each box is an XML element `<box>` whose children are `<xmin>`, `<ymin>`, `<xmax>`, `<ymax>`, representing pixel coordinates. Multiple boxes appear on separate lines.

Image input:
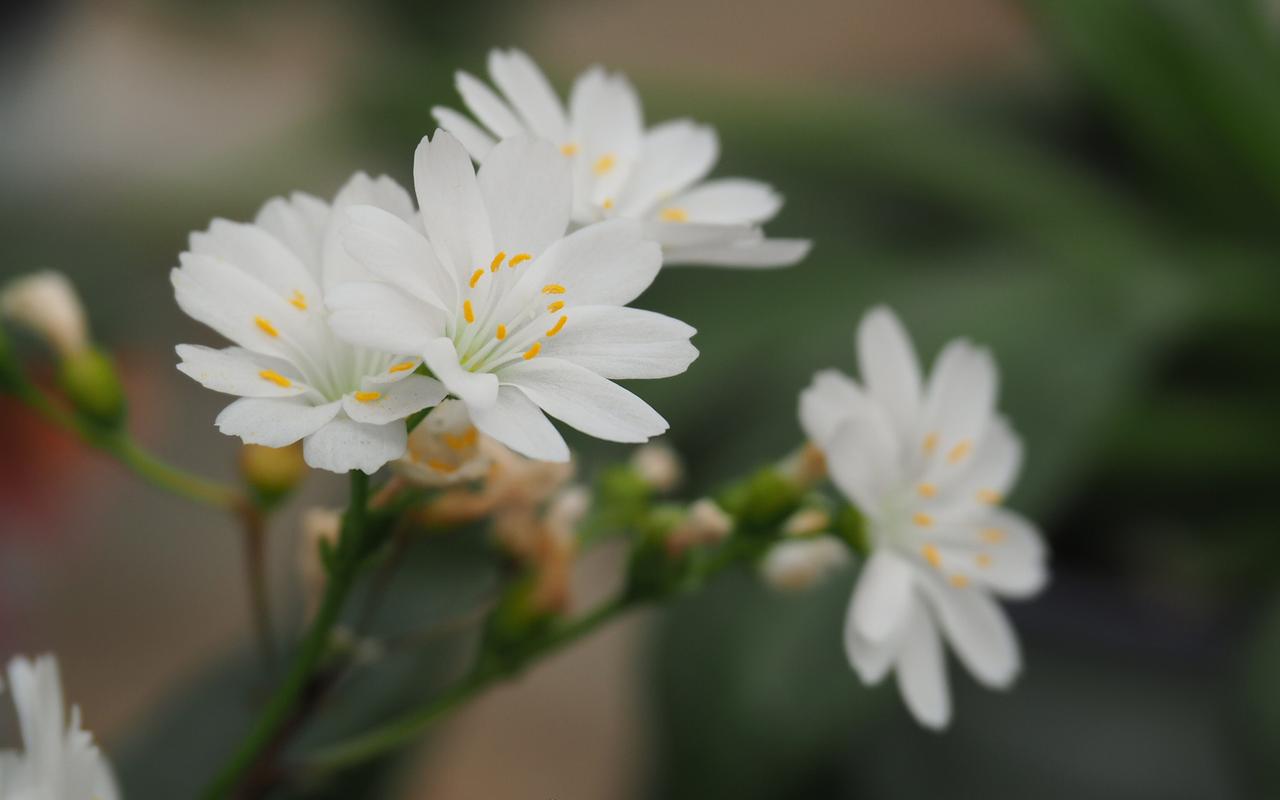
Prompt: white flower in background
<box><xmin>761</xmin><ymin>535</ymin><xmax>850</xmax><ymax>592</ymax></box>
<box><xmin>800</xmin><ymin>306</ymin><xmax>1048</xmax><ymax>730</ymax></box>
<box><xmin>432</xmin><ymin>48</ymin><xmax>810</xmax><ymax>268</ymax></box>
<box><xmin>172</xmin><ymin>174</ymin><xmax>448</xmax><ymax>474</ymax></box>
<box><xmin>0</xmin><ymin>270</ymin><xmax>89</xmax><ymax>358</ymax></box>
<box><xmin>328</xmin><ymin>130</ymin><xmax>697</xmax><ymax>463</ymax></box>
<box><xmin>0</xmin><ymin>654</ymin><xmax>118</xmax><ymax>800</ymax></box>
<box><xmin>394</xmin><ymin>399</ymin><xmax>490</xmax><ymax>487</ymax></box>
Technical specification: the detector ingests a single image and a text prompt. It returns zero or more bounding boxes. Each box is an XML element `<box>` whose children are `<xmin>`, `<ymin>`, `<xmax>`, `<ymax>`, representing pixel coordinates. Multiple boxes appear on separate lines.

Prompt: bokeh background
<box><xmin>3</xmin><ymin>1</ymin><xmax>1279</xmax><ymax>797</ymax></box>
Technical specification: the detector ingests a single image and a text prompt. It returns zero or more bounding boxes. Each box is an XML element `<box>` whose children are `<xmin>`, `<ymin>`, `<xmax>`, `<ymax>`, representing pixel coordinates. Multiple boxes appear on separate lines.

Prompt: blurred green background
<box><xmin>2</xmin><ymin>0</ymin><xmax>1279</xmax><ymax>798</ymax></box>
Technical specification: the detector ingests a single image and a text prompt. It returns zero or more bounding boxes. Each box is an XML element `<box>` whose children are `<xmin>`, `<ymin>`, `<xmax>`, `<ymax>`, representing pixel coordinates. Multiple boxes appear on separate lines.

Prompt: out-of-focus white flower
<box><xmin>800</xmin><ymin>306</ymin><xmax>1048</xmax><ymax>730</ymax></box>
<box><xmin>782</xmin><ymin>507</ymin><xmax>831</xmax><ymax>537</ymax></box>
<box><xmin>328</xmin><ymin>131</ymin><xmax>697</xmax><ymax>463</ymax></box>
<box><xmin>630</xmin><ymin>440</ymin><xmax>683</xmax><ymax>492</ymax></box>
<box><xmin>666</xmin><ymin>497</ymin><xmax>733</xmax><ymax>557</ymax></box>
<box><xmin>0</xmin><ymin>271</ymin><xmax>89</xmax><ymax>358</ymax></box>
<box><xmin>172</xmin><ymin>173</ymin><xmax>448</xmax><ymax>474</ymax></box>
<box><xmin>433</xmin><ymin>48</ymin><xmax>810</xmax><ymax>269</ymax></box>
<box><xmin>395</xmin><ymin>399</ymin><xmax>490</xmax><ymax>487</ymax></box>
<box><xmin>760</xmin><ymin>535</ymin><xmax>850</xmax><ymax>592</ymax></box>
<box><xmin>0</xmin><ymin>654</ymin><xmax>118</xmax><ymax>800</ymax></box>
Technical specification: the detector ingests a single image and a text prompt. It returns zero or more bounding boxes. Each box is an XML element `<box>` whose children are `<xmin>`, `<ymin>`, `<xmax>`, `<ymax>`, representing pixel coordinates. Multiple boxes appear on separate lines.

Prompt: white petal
<box><xmin>421</xmin><ymin>337</ymin><xmax>499</xmax><ymax>409</ymax></box>
<box><xmin>364</xmin><ymin>357</ymin><xmax>423</xmax><ymax>385</ymax></box>
<box><xmin>414</xmin><ymin>131</ymin><xmax>496</xmax><ymax>283</ymax></box>
<box><xmin>322</xmin><ymin>172</ymin><xmax>419</xmax><ymax>292</ymax></box>
<box><xmin>215</xmin><ymin>397</ymin><xmax>341</xmax><ymax>447</ymax></box>
<box><xmin>824</xmin><ymin>412</ymin><xmax>901</xmax><ymax>512</ymax></box>
<box><xmin>894</xmin><ymin>602</ymin><xmax>951</xmax><ymax>730</ymax></box>
<box><xmin>541</xmin><ymin>305</ymin><xmax>697</xmax><ymax>379</ymax></box>
<box><xmin>798</xmin><ymin>369</ymin><xmax>867</xmax><ymax>446</ymax></box>
<box><xmin>431</xmin><ymin>105</ymin><xmax>496</xmax><ymax>161</ymax></box>
<box><xmin>487</xmin><ymin>48</ymin><xmax>568</xmax><ymax>143</ymax></box>
<box><xmin>858</xmin><ymin>306</ymin><xmax>923</xmax><ymax>442</ymax></box>
<box><xmin>477</xmin><ymin>136</ymin><xmax>572</xmax><ymax>256</ymax></box>
<box><xmin>254</xmin><ymin>191</ymin><xmax>330</xmax><ymax>275</ymax></box>
<box><xmin>342</xmin><ymin>374</ymin><xmax>446</xmax><ymax>424</ymax></box>
<box><xmin>175</xmin><ymin>344</ymin><xmax>307</xmax><ymax>398</ymax></box>
<box><xmin>537</xmin><ymin>219</ymin><xmax>661</xmax><ymax>307</ymax></box>
<box><xmin>342</xmin><ymin>204</ymin><xmax>454</xmax><ymax>310</ymax></box>
<box><xmin>643</xmin><ymin>220</ymin><xmax>758</xmax><ymax>248</ymax></box>
<box><xmin>617</xmin><ymin>119</ymin><xmax>719</xmax><ymax>216</ymax></box>
<box><xmin>844</xmin><ymin>620</ymin><xmax>897</xmax><ymax>685</ymax></box>
<box><xmin>303</xmin><ymin>417</ymin><xmax>407</xmax><ymax>474</ymax></box>
<box><xmin>189</xmin><ymin>219</ymin><xmax>323</xmax><ymax>306</ymax></box>
<box><xmin>499</xmin><ymin>356</ymin><xmax>668</xmax><ymax>443</ymax></box>
<box><xmin>851</xmin><ymin>549</ymin><xmax>916</xmax><ymax>643</ymax></box>
<box><xmin>326</xmin><ymin>281</ymin><xmax>443</xmax><ymax>355</ymax></box>
<box><xmin>569</xmin><ymin>66</ymin><xmax>644</xmax><ymax>156</ymax></box>
<box><xmin>918</xmin><ymin>574</ymin><xmax>1021</xmax><ymax>689</ymax></box>
<box><xmin>667</xmin><ymin>178</ymin><xmax>782</xmax><ymax>225</ymax></box>
<box><xmin>455</xmin><ymin>70</ymin><xmax>526</xmax><ymax>137</ymax></box>
<box><xmin>937</xmin><ymin>416</ymin><xmax>1024</xmax><ymax>503</ymax></box>
<box><xmin>468</xmin><ymin>384</ymin><xmax>569</xmax><ymax>462</ymax></box>
<box><xmin>663</xmin><ymin>237</ymin><xmax>811</xmax><ymax>268</ymax></box>
<box><xmin>923</xmin><ymin>339</ymin><xmax>999</xmax><ymax>450</ymax></box>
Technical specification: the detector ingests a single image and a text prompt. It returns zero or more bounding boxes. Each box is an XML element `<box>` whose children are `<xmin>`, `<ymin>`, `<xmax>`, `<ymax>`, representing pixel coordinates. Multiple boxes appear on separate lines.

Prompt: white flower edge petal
<box><xmin>468</xmin><ymin>383</ymin><xmax>570</xmax><ymax>462</ymax></box>
<box><xmin>662</xmin><ymin>237</ymin><xmax>812</xmax><ymax>268</ymax></box>
<box><xmin>342</xmin><ymin>375</ymin><xmax>447</xmax><ymax>425</ymax></box>
<box><xmin>917</xmin><ymin>571</ymin><xmax>1021</xmax><ymax>689</ymax></box>
<box><xmin>302</xmin><ymin>416</ymin><xmax>408</xmax><ymax>475</ymax></box>
<box><xmin>825</xmin><ymin>414</ymin><xmax>903</xmax><ymax>513</ymax></box>
<box><xmin>326</xmin><ymin>281</ymin><xmax>442</xmax><ymax>356</ymax></box>
<box><xmin>894</xmin><ymin>601</ymin><xmax>952</xmax><ymax>730</ymax></box>
<box><xmin>487</xmin><ymin>48</ymin><xmax>568</xmax><ymax>143</ymax></box>
<box><xmin>431</xmin><ymin>105</ymin><xmax>497</xmax><ymax>161</ymax></box>
<box><xmin>537</xmin><ymin>218</ymin><xmax>662</xmax><ymax>307</ymax></box>
<box><xmin>850</xmin><ymin>549</ymin><xmax>916</xmax><ymax>643</ymax></box>
<box><xmin>798</xmin><ymin>368</ymin><xmax>868</xmax><ymax>446</ymax></box>
<box><xmin>215</xmin><ymin>397</ymin><xmax>341</xmax><ymax>448</ymax></box>
<box><xmin>500</xmin><ymin>356</ymin><xmax>668</xmax><ymax>444</ymax></box>
<box><xmin>414</xmin><ymin>130</ymin><xmax>496</xmax><ymax>283</ymax></box>
<box><xmin>455</xmin><ymin>70</ymin><xmax>526</xmax><ymax>138</ymax></box>
<box><xmin>541</xmin><ymin>305</ymin><xmax>697</xmax><ymax>380</ymax></box>
<box><xmin>857</xmin><ymin>305</ymin><xmax>923</xmax><ymax>440</ymax></box>
<box><xmin>477</xmin><ymin>136</ymin><xmax>572</xmax><ymax>257</ymax></box>
<box><xmin>342</xmin><ymin>204</ymin><xmax>455</xmax><ymax>311</ymax></box>
<box><xmin>668</xmin><ymin>178</ymin><xmax>783</xmax><ymax>225</ymax></box>
<box><xmin>421</xmin><ymin>337</ymin><xmax>501</xmax><ymax>409</ymax></box>
<box><xmin>175</xmin><ymin>344</ymin><xmax>308</xmax><ymax>398</ymax></box>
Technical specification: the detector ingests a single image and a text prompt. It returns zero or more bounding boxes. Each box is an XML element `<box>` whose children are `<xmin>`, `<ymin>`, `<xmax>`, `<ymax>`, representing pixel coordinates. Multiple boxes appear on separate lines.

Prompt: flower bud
<box><xmin>760</xmin><ymin>535</ymin><xmax>850</xmax><ymax>592</ymax></box>
<box><xmin>299</xmin><ymin>507</ymin><xmax>342</xmax><ymax>620</ymax></box>
<box><xmin>395</xmin><ymin>399</ymin><xmax>489</xmax><ymax>487</ymax></box>
<box><xmin>57</xmin><ymin>346</ymin><xmax>125</xmax><ymax>428</ymax></box>
<box><xmin>0</xmin><ymin>271</ymin><xmax>89</xmax><ymax>359</ymax></box>
<box><xmin>665</xmin><ymin>497</ymin><xmax>734</xmax><ymax>558</ymax></box>
<box><xmin>777</xmin><ymin>442</ymin><xmax>827</xmax><ymax>489</ymax></box>
<box><xmin>630</xmin><ymin>441</ymin><xmax>683</xmax><ymax>493</ymax></box>
<box><xmin>240</xmin><ymin>442</ymin><xmax>306</xmax><ymax>506</ymax></box>
<box><xmin>782</xmin><ymin>508</ymin><xmax>831</xmax><ymax>538</ymax></box>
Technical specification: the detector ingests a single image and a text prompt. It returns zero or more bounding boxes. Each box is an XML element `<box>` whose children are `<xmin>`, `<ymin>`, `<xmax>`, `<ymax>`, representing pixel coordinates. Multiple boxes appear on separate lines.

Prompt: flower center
<box><xmin>452</xmin><ymin>251</ymin><xmax>570</xmax><ymax>374</ymax></box>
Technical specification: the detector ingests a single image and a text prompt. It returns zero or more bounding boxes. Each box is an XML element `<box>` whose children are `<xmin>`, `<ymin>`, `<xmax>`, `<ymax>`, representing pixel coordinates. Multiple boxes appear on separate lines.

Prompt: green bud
<box><xmin>834</xmin><ymin>504</ymin><xmax>869</xmax><ymax>557</ymax></box>
<box><xmin>719</xmin><ymin>468</ymin><xmax>801</xmax><ymax>534</ymax></box>
<box><xmin>240</xmin><ymin>443</ymin><xmax>307</xmax><ymax>507</ymax></box>
<box><xmin>57</xmin><ymin>346</ymin><xmax>125</xmax><ymax>428</ymax></box>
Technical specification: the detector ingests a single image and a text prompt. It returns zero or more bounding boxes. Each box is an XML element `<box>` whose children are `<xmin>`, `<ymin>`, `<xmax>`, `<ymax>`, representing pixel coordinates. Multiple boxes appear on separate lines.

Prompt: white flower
<box><xmin>327</xmin><ymin>130</ymin><xmax>697</xmax><ymax>463</ymax></box>
<box><xmin>394</xmin><ymin>399</ymin><xmax>490</xmax><ymax>487</ymax></box>
<box><xmin>172</xmin><ymin>173</ymin><xmax>448</xmax><ymax>474</ymax></box>
<box><xmin>431</xmin><ymin>48</ymin><xmax>811</xmax><ymax>269</ymax></box>
<box><xmin>0</xmin><ymin>271</ymin><xmax>89</xmax><ymax>358</ymax></box>
<box><xmin>799</xmin><ymin>306</ymin><xmax>1048</xmax><ymax>730</ymax></box>
<box><xmin>0</xmin><ymin>654</ymin><xmax>118</xmax><ymax>800</ymax></box>
<box><xmin>760</xmin><ymin>535</ymin><xmax>850</xmax><ymax>592</ymax></box>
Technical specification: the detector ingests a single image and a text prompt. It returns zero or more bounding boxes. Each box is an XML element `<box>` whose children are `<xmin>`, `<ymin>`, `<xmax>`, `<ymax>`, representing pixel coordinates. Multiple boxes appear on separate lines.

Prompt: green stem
<box><xmin>302</xmin><ymin>594</ymin><xmax>632</xmax><ymax>777</ymax></box>
<box><xmin>200</xmin><ymin>471</ymin><xmax>371</xmax><ymax>800</ymax></box>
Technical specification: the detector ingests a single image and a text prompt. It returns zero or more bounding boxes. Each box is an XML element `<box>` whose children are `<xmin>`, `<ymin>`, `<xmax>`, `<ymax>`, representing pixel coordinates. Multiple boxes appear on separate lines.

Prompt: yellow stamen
<box><xmin>948</xmin><ymin>440</ymin><xmax>973</xmax><ymax>464</ymax></box>
<box><xmin>496</xmin><ymin>324</ymin><xmax>507</xmax><ymax>341</ymax></box>
<box><xmin>490</xmin><ymin>251</ymin><xmax>506</xmax><ymax>272</ymax></box>
<box><xmin>546</xmin><ymin>315</ymin><xmax>568</xmax><ymax>337</ymax></box>
<box><xmin>388</xmin><ymin>361</ymin><xmax>416</xmax><ymax>373</ymax></box>
<box><xmin>950</xmin><ymin>574</ymin><xmax>970</xmax><ymax>589</ymax></box>
<box><xmin>258</xmin><ymin>370</ymin><xmax>291</xmax><ymax>388</ymax></box>
<box><xmin>976</xmin><ymin>488</ymin><xmax>1002</xmax><ymax>505</ymax></box>
<box><xmin>461</xmin><ymin>426</ymin><xmax>478</xmax><ymax>446</ymax></box>
<box><xmin>917</xmin><ymin>483</ymin><xmax>938</xmax><ymax>498</ymax></box>
<box><xmin>923</xmin><ymin>432</ymin><xmax>939</xmax><ymax>454</ymax></box>
<box><xmin>921</xmin><ymin>544</ymin><xmax>941</xmax><ymax>568</ymax></box>
<box><xmin>976</xmin><ymin>553</ymin><xmax>993</xmax><ymax>568</ymax></box>
<box><xmin>443</xmin><ymin>427</ymin><xmax>476</xmax><ymax>451</ymax></box>
<box><xmin>560</xmin><ymin>142</ymin><xmax>579</xmax><ymax>156</ymax></box>
<box><xmin>660</xmin><ymin>207</ymin><xmax>689</xmax><ymax>223</ymax></box>
<box><xmin>593</xmin><ymin>154</ymin><xmax>616</xmax><ymax>175</ymax></box>
<box><xmin>289</xmin><ymin>291</ymin><xmax>308</xmax><ymax>310</ymax></box>
<box><xmin>508</xmin><ymin>253</ymin><xmax>532</xmax><ymax>268</ymax></box>
<box><xmin>523</xmin><ymin>341</ymin><xmax>541</xmax><ymax>360</ymax></box>
<box><xmin>913</xmin><ymin>512</ymin><xmax>934</xmax><ymax>527</ymax></box>
<box><xmin>981</xmin><ymin>528</ymin><xmax>1007</xmax><ymax>544</ymax></box>
<box><xmin>469</xmin><ymin>269</ymin><xmax>484</xmax><ymax>288</ymax></box>
<box><xmin>254</xmin><ymin>316</ymin><xmax>279</xmax><ymax>337</ymax></box>
<box><xmin>547</xmin><ymin>301</ymin><xmax>565</xmax><ymax>313</ymax></box>
<box><xmin>354</xmin><ymin>391</ymin><xmax>381</xmax><ymax>403</ymax></box>
<box><xmin>427</xmin><ymin>458</ymin><xmax>457</xmax><ymax>473</ymax></box>
<box><xmin>542</xmin><ymin>284</ymin><xmax>566</xmax><ymax>295</ymax></box>
<box><xmin>463</xmin><ymin>300</ymin><xmax>475</xmax><ymax>324</ymax></box>
<box><xmin>602</xmin><ymin>197</ymin><xmax>615</xmax><ymax>210</ymax></box>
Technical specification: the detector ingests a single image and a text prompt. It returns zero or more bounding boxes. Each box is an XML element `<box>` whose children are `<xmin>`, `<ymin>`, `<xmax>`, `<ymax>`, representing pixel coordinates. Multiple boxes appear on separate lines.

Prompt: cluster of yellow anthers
<box><xmin>420</xmin><ymin>425</ymin><xmax>479</xmax><ymax>476</ymax></box>
<box><xmin>556</xmin><ymin>142</ymin><xmax>689</xmax><ymax>224</ymax></box>
<box><xmin>912</xmin><ymin>431</ymin><xmax>1006</xmax><ymax>590</ymax></box>
<box><xmin>457</xmin><ymin>250</ymin><xmax>569</xmax><ymax>370</ymax></box>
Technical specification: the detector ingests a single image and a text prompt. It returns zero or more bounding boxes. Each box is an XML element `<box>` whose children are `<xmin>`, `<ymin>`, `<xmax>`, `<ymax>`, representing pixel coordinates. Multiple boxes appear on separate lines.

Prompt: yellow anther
<box><xmin>496</xmin><ymin>324</ymin><xmax>507</xmax><ymax>340</ymax></box>
<box><xmin>523</xmin><ymin>341</ymin><xmax>542</xmax><ymax>360</ymax></box>
<box><xmin>560</xmin><ymin>142</ymin><xmax>579</xmax><ymax>156</ymax></box>
<box><xmin>947</xmin><ymin>440</ymin><xmax>973</xmax><ymax>464</ymax></box>
<box><xmin>976</xmin><ymin>553</ymin><xmax>993</xmax><ymax>568</ymax></box>
<box><xmin>427</xmin><ymin>458</ymin><xmax>458</xmax><ymax>473</ymax></box>
<box><xmin>593</xmin><ymin>154</ymin><xmax>617</xmax><ymax>175</ymax></box>
<box><xmin>950</xmin><ymin>574</ymin><xmax>970</xmax><ymax>589</ymax></box>
<box><xmin>913</xmin><ymin>512</ymin><xmax>934</xmax><ymax>527</ymax></box>
<box><xmin>508</xmin><ymin>253</ymin><xmax>532</xmax><ymax>268</ymax></box>
<box><xmin>254</xmin><ymin>316</ymin><xmax>279</xmax><ymax>337</ymax></box>
<box><xmin>917</xmin><ymin>483</ymin><xmax>938</xmax><ymax>498</ymax></box>
<box><xmin>490</xmin><ymin>251</ymin><xmax>507</xmax><ymax>272</ymax></box>
<box><xmin>546</xmin><ymin>315</ymin><xmax>568</xmax><ymax>337</ymax></box>
<box><xmin>389</xmin><ymin>361</ymin><xmax>416</xmax><ymax>373</ymax></box>
<box><xmin>289</xmin><ymin>291</ymin><xmax>308</xmax><ymax>310</ymax></box>
<box><xmin>660</xmin><ymin>207</ymin><xmax>689</xmax><ymax>223</ymax></box>
<box><xmin>442</xmin><ymin>432</ymin><xmax>470</xmax><ymax>451</ymax></box>
<box><xmin>602</xmin><ymin>197</ymin><xmax>615</xmax><ymax>210</ymax></box>
<box><xmin>981</xmin><ymin>528</ymin><xmax>1007</xmax><ymax>544</ymax></box>
<box><xmin>921</xmin><ymin>544</ymin><xmax>941</xmax><ymax>569</ymax></box>
<box><xmin>542</xmin><ymin>284</ymin><xmax>566</xmax><ymax>295</ymax></box>
<box><xmin>469</xmin><ymin>269</ymin><xmax>484</xmax><ymax>288</ymax></box>
<box><xmin>463</xmin><ymin>300</ymin><xmax>475</xmax><ymax>323</ymax></box>
<box><xmin>354</xmin><ymin>391</ymin><xmax>381</xmax><ymax>403</ymax></box>
<box><xmin>547</xmin><ymin>301</ymin><xmax>565</xmax><ymax>313</ymax></box>
<box><xmin>976</xmin><ymin>488</ymin><xmax>1002</xmax><ymax>505</ymax></box>
<box><xmin>258</xmin><ymin>370</ymin><xmax>291</xmax><ymax>388</ymax></box>
<box><xmin>923</xmin><ymin>432</ymin><xmax>939</xmax><ymax>454</ymax></box>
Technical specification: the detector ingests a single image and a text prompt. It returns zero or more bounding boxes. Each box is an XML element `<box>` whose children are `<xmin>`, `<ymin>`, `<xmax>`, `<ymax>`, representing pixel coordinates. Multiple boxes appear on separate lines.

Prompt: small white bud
<box><xmin>630</xmin><ymin>441</ymin><xmax>683</xmax><ymax>492</ymax></box>
<box><xmin>395</xmin><ymin>399</ymin><xmax>490</xmax><ymax>487</ymax></box>
<box><xmin>760</xmin><ymin>535</ymin><xmax>850</xmax><ymax>592</ymax></box>
<box><xmin>299</xmin><ymin>507</ymin><xmax>342</xmax><ymax>619</ymax></box>
<box><xmin>782</xmin><ymin>508</ymin><xmax>831</xmax><ymax>537</ymax></box>
<box><xmin>546</xmin><ymin>485</ymin><xmax>591</xmax><ymax>536</ymax></box>
<box><xmin>666</xmin><ymin>497</ymin><xmax>733</xmax><ymax>557</ymax></box>
<box><xmin>0</xmin><ymin>271</ymin><xmax>89</xmax><ymax>358</ymax></box>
